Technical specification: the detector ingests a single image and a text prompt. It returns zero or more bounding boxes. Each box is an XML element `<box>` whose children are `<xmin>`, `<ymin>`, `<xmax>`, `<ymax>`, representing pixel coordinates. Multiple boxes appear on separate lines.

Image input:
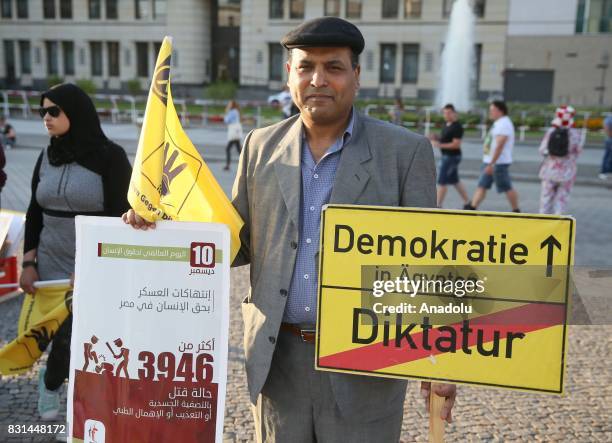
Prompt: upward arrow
<box><xmin>540</xmin><ymin>235</ymin><xmax>562</xmax><ymax>277</ymax></box>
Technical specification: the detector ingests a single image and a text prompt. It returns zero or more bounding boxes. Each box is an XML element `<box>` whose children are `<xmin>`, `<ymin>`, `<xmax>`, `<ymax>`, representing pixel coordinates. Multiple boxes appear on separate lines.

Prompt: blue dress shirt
<box><xmin>283</xmin><ymin>111</ymin><xmax>355</xmax><ymax>324</ymax></box>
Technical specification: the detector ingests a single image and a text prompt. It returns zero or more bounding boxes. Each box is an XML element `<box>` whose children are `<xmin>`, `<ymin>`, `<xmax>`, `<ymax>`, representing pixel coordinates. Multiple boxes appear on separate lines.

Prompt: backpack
<box><xmin>547</xmin><ymin>127</ymin><xmax>569</xmax><ymax>157</ymax></box>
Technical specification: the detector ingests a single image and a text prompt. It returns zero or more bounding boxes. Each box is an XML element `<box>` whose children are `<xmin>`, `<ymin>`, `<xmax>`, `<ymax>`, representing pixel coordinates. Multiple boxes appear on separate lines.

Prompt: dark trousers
<box><xmin>225</xmin><ymin>140</ymin><xmax>241</xmax><ymax>167</ymax></box>
<box><xmin>252</xmin><ymin>329</ymin><xmax>404</xmax><ymax>443</ymax></box>
<box><xmin>602</xmin><ymin>139</ymin><xmax>612</xmax><ymax>174</ymax></box>
<box><xmin>44</xmin><ymin>314</ymin><xmax>72</xmax><ymax>391</ymax></box>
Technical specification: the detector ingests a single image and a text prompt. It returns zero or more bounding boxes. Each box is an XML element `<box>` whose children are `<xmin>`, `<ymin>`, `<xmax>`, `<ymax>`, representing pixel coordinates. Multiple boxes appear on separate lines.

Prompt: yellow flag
<box><xmin>128</xmin><ymin>36</ymin><xmax>244</xmax><ymax>261</ymax></box>
<box><xmin>0</xmin><ymin>284</ymin><xmax>72</xmax><ymax>375</ymax></box>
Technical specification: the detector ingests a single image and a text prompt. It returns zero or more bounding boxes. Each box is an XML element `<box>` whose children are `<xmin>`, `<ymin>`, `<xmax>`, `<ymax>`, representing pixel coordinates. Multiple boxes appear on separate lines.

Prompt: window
<box><xmin>43</xmin><ymin>0</ymin><xmax>56</xmax><ymax>18</ymax></box>
<box><xmin>382</xmin><ymin>0</ymin><xmax>399</xmax><ymax>18</ymax></box>
<box><xmin>60</xmin><ymin>0</ymin><xmax>72</xmax><ymax>18</ymax></box>
<box><xmin>268</xmin><ymin>43</ymin><xmax>283</xmax><ymax>81</ymax></box>
<box><xmin>107</xmin><ymin>42</ymin><xmax>120</xmax><ymax>76</ymax></box>
<box><xmin>576</xmin><ymin>0</ymin><xmax>587</xmax><ymax>32</ymax></box>
<box><xmin>404</xmin><ymin>0</ymin><xmax>422</xmax><ymax>18</ymax></box>
<box><xmin>380</xmin><ymin>44</ymin><xmax>397</xmax><ymax>83</ymax></box>
<box><xmin>290</xmin><ymin>0</ymin><xmax>304</xmax><ymax>19</ymax></box>
<box><xmin>19</xmin><ymin>40</ymin><xmax>31</xmax><ymax>74</ymax></box>
<box><xmin>88</xmin><ymin>0</ymin><xmax>101</xmax><ymax>18</ymax></box>
<box><xmin>16</xmin><ymin>0</ymin><xmax>28</xmax><ymax>18</ymax></box>
<box><xmin>135</xmin><ymin>0</ymin><xmax>149</xmax><ymax>19</ymax></box>
<box><xmin>136</xmin><ymin>42</ymin><xmax>149</xmax><ymax>76</ymax></box>
<box><xmin>1</xmin><ymin>0</ymin><xmax>12</xmax><ymax>18</ymax></box>
<box><xmin>401</xmin><ymin>44</ymin><xmax>419</xmax><ymax>83</ymax></box>
<box><xmin>90</xmin><ymin>41</ymin><xmax>103</xmax><ymax>76</ymax></box>
<box><xmin>473</xmin><ymin>0</ymin><xmax>485</xmax><ymax>17</ymax></box>
<box><xmin>269</xmin><ymin>0</ymin><xmax>283</xmax><ymax>18</ymax></box>
<box><xmin>346</xmin><ymin>0</ymin><xmax>362</xmax><ymax>18</ymax></box>
<box><xmin>45</xmin><ymin>41</ymin><xmax>59</xmax><ymax>74</ymax></box>
<box><xmin>153</xmin><ymin>0</ymin><xmax>166</xmax><ymax>19</ymax></box>
<box><xmin>62</xmin><ymin>41</ymin><xmax>74</xmax><ymax>75</ymax></box>
<box><xmin>444</xmin><ymin>0</ymin><xmax>486</xmax><ymax>18</ymax></box>
<box><xmin>3</xmin><ymin>41</ymin><xmax>15</xmax><ymax>82</ymax></box>
<box><xmin>106</xmin><ymin>0</ymin><xmax>118</xmax><ymax>19</ymax></box>
<box><xmin>153</xmin><ymin>41</ymin><xmax>162</xmax><ymax>63</ymax></box>
<box><xmin>470</xmin><ymin>43</ymin><xmax>482</xmax><ymax>95</ymax></box>
<box><xmin>443</xmin><ymin>0</ymin><xmax>453</xmax><ymax>17</ymax></box>
<box><xmin>325</xmin><ymin>0</ymin><xmax>340</xmax><ymax>16</ymax></box>
<box><xmin>576</xmin><ymin>0</ymin><xmax>612</xmax><ymax>33</ymax></box>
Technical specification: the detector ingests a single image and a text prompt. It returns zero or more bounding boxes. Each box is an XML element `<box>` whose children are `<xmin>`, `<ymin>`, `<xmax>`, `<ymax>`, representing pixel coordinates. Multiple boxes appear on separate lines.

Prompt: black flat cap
<box><xmin>281</xmin><ymin>17</ymin><xmax>365</xmax><ymax>55</ymax></box>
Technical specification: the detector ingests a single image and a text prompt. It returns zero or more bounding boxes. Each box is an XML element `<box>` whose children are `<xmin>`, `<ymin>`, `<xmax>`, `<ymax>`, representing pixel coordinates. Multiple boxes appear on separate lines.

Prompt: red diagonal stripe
<box><xmin>318</xmin><ymin>303</ymin><xmax>565</xmax><ymax>371</ymax></box>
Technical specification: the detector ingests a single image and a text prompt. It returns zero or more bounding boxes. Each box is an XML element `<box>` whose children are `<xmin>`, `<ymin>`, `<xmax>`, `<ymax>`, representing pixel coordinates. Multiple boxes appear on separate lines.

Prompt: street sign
<box><xmin>315</xmin><ymin>205</ymin><xmax>575</xmax><ymax>394</ymax></box>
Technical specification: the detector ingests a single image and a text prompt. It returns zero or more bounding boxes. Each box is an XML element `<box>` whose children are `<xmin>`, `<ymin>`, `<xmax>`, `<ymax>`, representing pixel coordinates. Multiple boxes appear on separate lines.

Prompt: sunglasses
<box><xmin>39</xmin><ymin>106</ymin><xmax>61</xmax><ymax>118</ymax></box>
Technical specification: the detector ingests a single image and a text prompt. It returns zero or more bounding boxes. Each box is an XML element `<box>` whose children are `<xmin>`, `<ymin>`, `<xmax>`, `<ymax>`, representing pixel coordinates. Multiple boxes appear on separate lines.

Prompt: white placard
<box><xmin>68</xmin><ymin>217</ymin><xmax>230</xmax><ymax>443</ymax></box>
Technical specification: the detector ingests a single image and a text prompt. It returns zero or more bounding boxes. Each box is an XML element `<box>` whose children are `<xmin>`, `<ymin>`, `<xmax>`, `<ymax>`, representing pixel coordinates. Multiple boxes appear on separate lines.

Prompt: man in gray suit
<box><xmin>124</xmin><ymin>17</ymin><xmax>456</xmax><ymax>443</ymax></box>
<box><xmin>231</xmin><ymin>18</ymin><xmax>456</xmax><ymax>442</ymax></box>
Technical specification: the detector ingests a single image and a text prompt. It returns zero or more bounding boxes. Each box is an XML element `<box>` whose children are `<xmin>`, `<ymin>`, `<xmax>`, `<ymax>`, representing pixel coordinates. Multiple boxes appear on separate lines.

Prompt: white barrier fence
<box><xmin>2</xmin><ymin>89</ymin><xmax>605</xmax><ymax>140</ymax></box>
<box><xmin>1</xmin><ymin>90</ymin><xmax>266</xmax><ymax>127</ymax></box>
<box><xmin>364</xmin><ymin>104</ymin><xmax>597</xmax><ymax>142</ymax></box>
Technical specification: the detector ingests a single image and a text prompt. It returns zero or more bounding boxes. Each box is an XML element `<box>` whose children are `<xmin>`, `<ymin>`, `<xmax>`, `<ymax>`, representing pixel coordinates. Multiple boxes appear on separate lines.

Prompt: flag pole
<box><xmin>0</xmin><ymin>279</ymin><xmax>70</xmax><ymax>290</ymax></box>
<box><xmin>429</xmin><ymin>383</ymin><xmax>446</xmax><ymax>443</ymax></box>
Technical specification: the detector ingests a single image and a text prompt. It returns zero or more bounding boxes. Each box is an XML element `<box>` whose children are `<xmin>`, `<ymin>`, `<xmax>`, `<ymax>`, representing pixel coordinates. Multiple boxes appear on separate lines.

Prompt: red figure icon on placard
<box><xmin>106</xmin><ymin>338</ymin><xmax>130</xmax><ymax>378</ymax></box>
<box><xmin>82</xmin><ymin>335</ymin><xmax>99</xmax><ymax>371</ymax></box>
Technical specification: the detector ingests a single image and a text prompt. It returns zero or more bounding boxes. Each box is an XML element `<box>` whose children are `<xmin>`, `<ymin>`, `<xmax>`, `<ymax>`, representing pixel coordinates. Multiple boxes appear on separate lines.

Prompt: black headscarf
<box><xmin>41</xmin><ymin>83</ymin><xmax>109</xmax><ymax>174</ymax></box>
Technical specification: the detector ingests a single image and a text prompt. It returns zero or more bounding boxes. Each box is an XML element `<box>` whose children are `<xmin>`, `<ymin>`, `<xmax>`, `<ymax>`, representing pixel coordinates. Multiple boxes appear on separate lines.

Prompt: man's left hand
<box><xmin>484</xmin><ymin>164</ymin><xmax>494</xmax><ymax>176</ymax></box>
<box><xmin>420</xmin><ymin>382</ymin><xmax>456</xmax><ymax>423</ymax></box>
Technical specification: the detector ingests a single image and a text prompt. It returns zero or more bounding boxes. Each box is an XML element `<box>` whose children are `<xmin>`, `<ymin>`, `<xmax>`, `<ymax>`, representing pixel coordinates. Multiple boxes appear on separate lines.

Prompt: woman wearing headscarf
<box><xmin>538</xmin><ymin>105</ymin><xmax>583</xmax><ymax>214</ymax></box>
<box><xmin>19</xmin><ymin>83</ymin><xmax>132</xmax><ymax>424</ymax></box>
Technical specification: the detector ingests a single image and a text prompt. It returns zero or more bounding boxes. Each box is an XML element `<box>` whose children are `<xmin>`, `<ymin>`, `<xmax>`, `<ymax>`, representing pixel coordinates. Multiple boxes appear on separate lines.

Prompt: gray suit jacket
<box><xmin>231</xmin><ymin>111</ymin><xmax>436</xmax><ymax>421</ymax></box>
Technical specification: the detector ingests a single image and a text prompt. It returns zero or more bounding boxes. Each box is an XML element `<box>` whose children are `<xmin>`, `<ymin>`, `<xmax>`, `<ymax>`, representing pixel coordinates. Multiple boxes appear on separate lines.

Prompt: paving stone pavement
<box><xmin>0</xmin><ymin>133</ymin><xmax>611</xmax><ymax>442</ymax></box>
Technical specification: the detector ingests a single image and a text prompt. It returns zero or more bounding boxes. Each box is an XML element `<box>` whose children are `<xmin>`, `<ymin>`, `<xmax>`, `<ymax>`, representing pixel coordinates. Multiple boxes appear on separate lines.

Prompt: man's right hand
<box><xmin>20</xmin><ymin>266</ymin><xmax>40</xmax><ymax>294</ymax></box>
<box><xmin>121</xmin><ymin>209</ymin><xmax>156</xmax><ymax>230</ymax></box>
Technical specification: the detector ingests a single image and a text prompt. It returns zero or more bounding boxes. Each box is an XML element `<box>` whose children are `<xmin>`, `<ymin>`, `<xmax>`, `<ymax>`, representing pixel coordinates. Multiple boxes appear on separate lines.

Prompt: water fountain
<box><xmin>436</xmin><ymin>0</ymin><xmax>476</xmax><ymax>111</ymax></box>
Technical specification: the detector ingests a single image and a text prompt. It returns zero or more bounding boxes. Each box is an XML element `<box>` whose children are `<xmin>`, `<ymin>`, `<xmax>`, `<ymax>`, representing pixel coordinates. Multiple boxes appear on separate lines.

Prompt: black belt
<box><xmin>280</xmin><ymin>323</ymin><xmax>316</xmax><ymax>343</ymax></box>
<box><xmin>43</xmin><ymin>208</ymin><xmax>106</xmax><ymax>218</ymax></box>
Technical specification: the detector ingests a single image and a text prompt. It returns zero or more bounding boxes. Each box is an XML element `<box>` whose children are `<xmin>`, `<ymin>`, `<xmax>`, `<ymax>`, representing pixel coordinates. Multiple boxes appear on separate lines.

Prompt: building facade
<box><xmin>506</xmin><ymin>0</ymin><xmax>612</xmax><ymax>105</ymax></box>
<box><xmin>240</xmin><ymin>0</ymin><xmax>508</xmax><ymax>100</ymax></box>
<box><xmin>1</xmin><ymin>0</ymin><xmax>610</xmax><ymax>105</ymax></box>
<box><xmin>0</xmin><ymin>0</ymin><xmax>212</xmax><ymax>91</ymax></box>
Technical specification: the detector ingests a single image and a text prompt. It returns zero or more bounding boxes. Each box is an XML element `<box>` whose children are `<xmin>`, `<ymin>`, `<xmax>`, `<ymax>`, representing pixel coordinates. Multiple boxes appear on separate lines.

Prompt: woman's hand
<box><xmin>122</xmin><ymin>209</ymin><xmax>156</xmax><ymax>230</ymax></box>
<box><xmin>20</xmin><ymin>266</ymin><xmax>40</xmax><ymax>294</ymax></box>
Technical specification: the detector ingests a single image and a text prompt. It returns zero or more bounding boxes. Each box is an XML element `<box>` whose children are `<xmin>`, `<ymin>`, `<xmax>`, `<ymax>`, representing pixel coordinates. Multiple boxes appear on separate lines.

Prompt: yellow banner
<box><xmin>128</xmin><ymin>36</ymin><xmax>243</xmax><ymax>261</ymax></box>
<box><xmin>0</xmin><ymin>284</ymin><xmax>72</xmax><ymax>375</ymax></box>
<box><xmin>315</xmin><ymin>205</ymin><xmax>575</xmax><ymax>394</ymax></box>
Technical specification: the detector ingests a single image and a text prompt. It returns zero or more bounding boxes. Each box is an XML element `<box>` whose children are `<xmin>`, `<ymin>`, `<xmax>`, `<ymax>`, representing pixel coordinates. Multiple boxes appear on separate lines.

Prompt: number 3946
<box><xmin>138</xmin><ymin>352</ymin><xmax>213</xmax><ymax>383</ymax></box>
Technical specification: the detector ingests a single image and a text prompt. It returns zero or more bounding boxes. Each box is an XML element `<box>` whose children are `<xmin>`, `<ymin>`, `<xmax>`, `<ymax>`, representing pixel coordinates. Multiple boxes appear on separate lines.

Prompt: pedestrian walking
<box><xmin>465</xmin><ymin>100</ymin><xmax>520</xmax><ymax>212</ymax></box>
<box><xmin>0</xmin><ymin>140</ymin><xmax>5</xmax><ymax>210</ymax></box>
<box><xmin>429</xmin><ymin>103</ymin><xmax>469</xmax><ymax>207</ymax></box>
<box><xmin>389</xmin><ymin>98</ymin><xmax>405</xmax><ymax>126</ymax></box>
<box><xmin>538</xmin><ymin>106</ymin><xmax>583</xmax><ymax>214</ymax></box>
<box><xmin>599</xmin><ymin>110</ymin><xmax>612</xmax><ymax>179</ymax></box>
<box><xmin>0</xmin><ymin>116</ymin><xmax>17</xmax><ymax>149</ymax></box>
<box><xmin>20</xmin><ymin>84</ymin><xmax>131</xmax><ymax>437</ymax></box>
<box><xmin>223</xmin><ymin>100</ymin><xmax>243</xmax><ymax>171</ymax></box>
